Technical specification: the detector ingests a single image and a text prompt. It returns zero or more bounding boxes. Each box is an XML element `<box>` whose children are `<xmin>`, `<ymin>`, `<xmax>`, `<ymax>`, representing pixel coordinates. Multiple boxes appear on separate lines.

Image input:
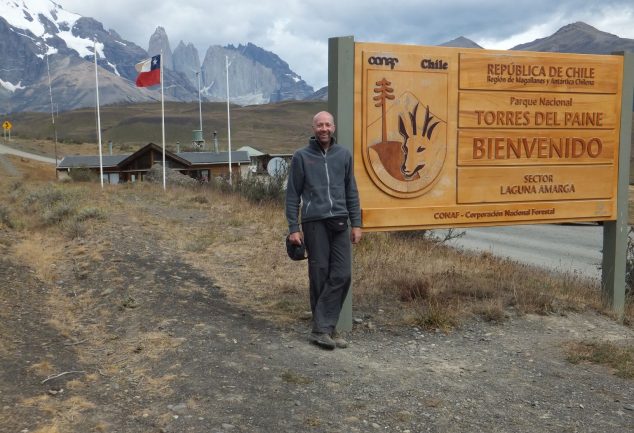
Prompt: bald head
<box><xmin>313</xmin><ymin>111</ymin><xmax>335</xmax><ymax>127</ymax></box>
<box><xmin>312</xmin><ymin>111</ymin><xmax>336</xmax><ymax>148</ymax></box>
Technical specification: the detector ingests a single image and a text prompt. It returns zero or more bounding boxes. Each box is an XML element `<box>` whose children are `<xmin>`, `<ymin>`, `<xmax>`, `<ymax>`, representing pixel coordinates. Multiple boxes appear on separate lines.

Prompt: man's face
<box><xmin>312</xmin><ymin>113</ymin><xmax>336</xmax><ymax>146</ymax></box>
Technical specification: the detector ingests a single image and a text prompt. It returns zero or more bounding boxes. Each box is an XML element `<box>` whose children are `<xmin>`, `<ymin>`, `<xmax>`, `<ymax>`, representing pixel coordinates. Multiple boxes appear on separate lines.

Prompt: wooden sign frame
<box><xmin>329</xmin><ymin>36</ymin><xmax>632</xmax><ymax>323</ymax></box>
<box><xmin>353</xmin><ymin>42</ymin><xmax>624</xmax><ymax>231</ymax></box>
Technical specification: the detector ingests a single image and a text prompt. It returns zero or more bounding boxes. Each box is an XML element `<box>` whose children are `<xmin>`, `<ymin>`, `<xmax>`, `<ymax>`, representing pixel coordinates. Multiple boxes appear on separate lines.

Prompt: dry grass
<box><xmin>9</xmin><ymin>100</ymin><xmax>326</xmax><ymax>155</ymax></box>
<box><xmin>566</xmin><ymin>340</ymin><xmax>634</xmax><ymax>379</ymax></box>
<box><xmin>20</xmin><ymin>394</ymin><xmax>96</xmax><ymax>433</ymax></box>
<box><xmin>352</xmin><ymin>230</ymin><xmax>609</xmax><ymax>329</ymax></box>
<box><xmin>13</xmin><ymin>234</ymin><xmax>65</xmax><ymax>283</ymax></box>
<box><xmin>281</xmin><ymin>370</ymin><xmax>313</xmax><ymax>385</ymax></box>
<box><xmin>5</xmin><ymin>155</ymin><xmax>57</xmax><ymax>181</ymax></box>
<box><xmin>1</xmin><ymin>169</ymin><xmax>632</xmax><ymax>335</ymax></box>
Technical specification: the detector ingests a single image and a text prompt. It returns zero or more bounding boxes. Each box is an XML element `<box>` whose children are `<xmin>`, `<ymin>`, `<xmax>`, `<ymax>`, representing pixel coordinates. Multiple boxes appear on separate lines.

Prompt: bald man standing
<box><xmin>285</xmin><ymin>111</ymin><xmax>362</xmax><ymax>350</ymax></box>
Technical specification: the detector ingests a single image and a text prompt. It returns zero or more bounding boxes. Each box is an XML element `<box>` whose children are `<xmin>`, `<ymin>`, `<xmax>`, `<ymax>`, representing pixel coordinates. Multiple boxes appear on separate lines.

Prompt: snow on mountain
<box><xmin>2</xmin><ymin>0</ymin><xmax>97</xmax><ymax>58</ymax></box>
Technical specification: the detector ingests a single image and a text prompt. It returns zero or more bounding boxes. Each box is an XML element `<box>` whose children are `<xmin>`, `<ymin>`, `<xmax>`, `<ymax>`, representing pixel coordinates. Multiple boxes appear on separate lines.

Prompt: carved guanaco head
<box><xmin>398</xmin><ymin>103</ymin><xmax>440</xmax><ymax>179</ymax></box>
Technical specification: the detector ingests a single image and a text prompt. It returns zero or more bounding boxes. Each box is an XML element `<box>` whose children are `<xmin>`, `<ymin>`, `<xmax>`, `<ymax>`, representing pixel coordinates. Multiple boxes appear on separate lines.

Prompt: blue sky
<box><xmin>60</xmin><ymin>0</ymin><xmax>634</xmax><ymax>90</ymax></box>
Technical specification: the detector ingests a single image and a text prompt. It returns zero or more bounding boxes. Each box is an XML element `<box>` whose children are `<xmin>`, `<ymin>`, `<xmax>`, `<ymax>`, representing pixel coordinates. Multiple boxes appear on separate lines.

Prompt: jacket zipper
<box><xmin>323</xmin><ymin>149</ymin><xmax>334</xmax><ymax>216</ymax></box>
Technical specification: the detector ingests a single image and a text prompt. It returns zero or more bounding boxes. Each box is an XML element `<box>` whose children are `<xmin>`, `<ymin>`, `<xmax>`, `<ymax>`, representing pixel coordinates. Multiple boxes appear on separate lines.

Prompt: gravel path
<box><xmin>0</xmin><ymin>142</ymin><xmax>58</xmax><ymax>164</ymax></box>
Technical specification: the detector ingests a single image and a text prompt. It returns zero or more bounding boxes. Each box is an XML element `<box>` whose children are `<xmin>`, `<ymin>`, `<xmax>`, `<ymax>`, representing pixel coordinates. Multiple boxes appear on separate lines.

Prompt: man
<box><xmin>285</xmin><ymin>111</ymin><xmax>362</xmax><ymax>350</ymax></box>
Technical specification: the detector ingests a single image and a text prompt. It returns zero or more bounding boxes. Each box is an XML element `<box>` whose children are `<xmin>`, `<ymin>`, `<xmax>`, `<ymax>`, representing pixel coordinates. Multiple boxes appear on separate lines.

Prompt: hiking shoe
<box><xmin>331</xmin><ymin>332</ymin><xmax>348</xmax><ymax>349</ymax></box>
<box><xmin>309</xmin><ymin>332</ymin><xmax>336</xmax><ymax>350</ymax></box>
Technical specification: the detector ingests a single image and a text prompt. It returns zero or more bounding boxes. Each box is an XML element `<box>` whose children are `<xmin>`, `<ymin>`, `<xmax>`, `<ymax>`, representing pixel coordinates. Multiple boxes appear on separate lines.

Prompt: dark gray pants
<box><xmin>302</xmin><ymin>219</ymin><xmax>351</xmax><ymax>334</ymax></box>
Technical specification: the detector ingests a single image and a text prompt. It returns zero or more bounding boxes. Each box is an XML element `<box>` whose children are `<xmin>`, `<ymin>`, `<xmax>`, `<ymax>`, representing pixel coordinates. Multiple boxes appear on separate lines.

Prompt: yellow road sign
<box><xmin>2</xmin><ymin>121</ymin><xmax>11</xmax><ymax>130</ymax></box>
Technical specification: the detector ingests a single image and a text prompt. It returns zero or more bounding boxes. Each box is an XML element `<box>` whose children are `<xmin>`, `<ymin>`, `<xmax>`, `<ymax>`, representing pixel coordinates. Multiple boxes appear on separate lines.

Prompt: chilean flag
<box><xmin>135</xmin><ymin>55</ymin><xmax>161</xmax><ymax>87</ymax></box>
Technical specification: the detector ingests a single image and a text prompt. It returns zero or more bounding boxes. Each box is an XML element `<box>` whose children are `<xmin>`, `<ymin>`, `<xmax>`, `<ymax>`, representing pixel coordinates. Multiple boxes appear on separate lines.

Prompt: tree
<box><xmin>373</xmin><ymin>78</ymin><xmax>395</xmax><ymax>143</ymax></box>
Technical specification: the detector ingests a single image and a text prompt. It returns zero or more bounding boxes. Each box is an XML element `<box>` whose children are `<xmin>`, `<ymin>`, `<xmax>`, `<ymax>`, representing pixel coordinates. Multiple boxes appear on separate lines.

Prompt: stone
<box><xmin>168</xmin><ymin>403</ymin><xmax>188</xmax><ymax>414</ymax></box>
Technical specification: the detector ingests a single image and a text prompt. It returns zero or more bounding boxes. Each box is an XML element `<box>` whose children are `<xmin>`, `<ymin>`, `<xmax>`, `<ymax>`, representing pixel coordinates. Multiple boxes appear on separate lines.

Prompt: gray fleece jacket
<box><xmin>285</xmin><ymin>137</ymin><xmax>362</xmax><ymax>233</ymax></box>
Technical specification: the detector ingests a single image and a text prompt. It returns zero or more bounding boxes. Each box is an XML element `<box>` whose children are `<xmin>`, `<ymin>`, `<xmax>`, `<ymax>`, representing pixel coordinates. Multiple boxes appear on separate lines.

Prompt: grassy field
<box><xmin>6</xmin><ymin>100</ymin><xmax>326</xmax><ymax>156</ymax></box>
<box><xmin>1</xmin><ymin>158</ymin><xmax>631</xmax><ymax>328</ymax></box>
<box><xmin>2</xmin><ymin>160</ymin><xmax>633</xmax><ymax>433</ymax></box>
<box><xmin>5</xmin><ymin>102</ymin><xmax>634</xmax><ymax>183</ymax></box>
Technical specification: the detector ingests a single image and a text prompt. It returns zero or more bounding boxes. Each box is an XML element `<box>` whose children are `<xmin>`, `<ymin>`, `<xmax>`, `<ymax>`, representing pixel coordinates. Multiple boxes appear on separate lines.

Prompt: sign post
<box><xmin>602</xmin><ymin>52</ymin><xmax>633</xmax><ymax>318</ymax></box>
<box><xmin>329</xmin><ymin>36</ymin><xmax>355</xmax><ymax>332</ymax></box>
<box><xmin>2</xmin><ymin>120</ymin><xmax>11</xmax><ymax>142</ymax></box>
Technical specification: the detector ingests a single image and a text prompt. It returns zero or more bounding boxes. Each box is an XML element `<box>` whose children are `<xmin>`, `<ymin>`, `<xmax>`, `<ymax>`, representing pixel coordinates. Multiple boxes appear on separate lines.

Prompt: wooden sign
<box><xmin>354</xmin><ymin>43</ymin><xmax>624</xmax><ymax>230</ymax></box>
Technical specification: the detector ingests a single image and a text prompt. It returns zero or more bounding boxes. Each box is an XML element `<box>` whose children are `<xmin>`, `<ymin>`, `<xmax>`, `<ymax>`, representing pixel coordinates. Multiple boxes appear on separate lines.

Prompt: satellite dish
<box><xmin>267</xmin><ymin>157</ymin><xmax>288</xmax><ymax>177</ymax></box>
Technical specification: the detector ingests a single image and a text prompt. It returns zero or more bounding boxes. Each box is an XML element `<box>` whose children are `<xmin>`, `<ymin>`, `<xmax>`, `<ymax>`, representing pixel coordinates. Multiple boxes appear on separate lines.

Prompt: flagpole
<box><xmin>94</xmin><ymin>40</ymin><xmax>104</xmax><ymax>189</ymax></box>
<box><xmin>161</xmin><ymin>51</ymin><xmax>166</xmax><ymax>190</ymax></box>
<box><xmin>226</xmin><ymin>55</ymin><xmax>232</xmax><ymax>186</ymax></box>
<box><xmin>46</xmin><ymin>54</ymin><xmax>58</xmax><ymax>179</ymax></box>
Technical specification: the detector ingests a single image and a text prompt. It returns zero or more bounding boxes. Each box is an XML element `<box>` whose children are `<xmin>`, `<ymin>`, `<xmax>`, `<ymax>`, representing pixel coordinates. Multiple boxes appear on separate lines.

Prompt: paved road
<box><xmin>434</xmin><ymin>223</ymin><xmax>605</xmax><ymax>281</ymax></box>
<box><xmin>0</xmin><ymin>142</ymin><xmax>57</xmax><ymax>164</ymax></box>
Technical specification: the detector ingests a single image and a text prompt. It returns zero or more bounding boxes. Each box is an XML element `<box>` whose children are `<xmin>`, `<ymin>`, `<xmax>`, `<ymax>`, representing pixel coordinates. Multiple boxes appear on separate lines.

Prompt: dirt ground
<box><xmin>0</xmin><ymin>158</ymin><xmax>633</xmax><ymax>433</ymax></box>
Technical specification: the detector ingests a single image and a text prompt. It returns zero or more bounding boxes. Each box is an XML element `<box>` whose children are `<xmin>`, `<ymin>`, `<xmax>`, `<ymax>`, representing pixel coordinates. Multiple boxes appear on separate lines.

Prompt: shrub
<box><xmin>0</xmin><ymin>205</ymin><xmax>14</xmax><ymax>228</ymax></box>
<box><xmin>69</xmin><ymin>167</ymin><xmax>98</xmax><ymax>182</ymax></box>
<box><xmin>23</xmin><ymin>185</ymin><xmax>64</xmax><ymax>207</ymax></box>
<box><xmin>237</xmin><ymin>173</ymin><xmax>286</xmax><ymax>204</ymax></box>
<box><xmin>42</xmin><ymin>203</ymin><xmax>73</xmax><ymax>226</ymax></box>
<box><xmin>75</xmin><ymin>207</ymin><xmax>106</xmax><ymax>222</ymax></box>
<box><xmin>63</xmin><ymin>219</ymin><xmax>86</xmax><ymax>239</ymax></box>
<box><xmin>21</xmin><ymin>185</ymin><xmax>81</xmax><ymax>228</ymax></box>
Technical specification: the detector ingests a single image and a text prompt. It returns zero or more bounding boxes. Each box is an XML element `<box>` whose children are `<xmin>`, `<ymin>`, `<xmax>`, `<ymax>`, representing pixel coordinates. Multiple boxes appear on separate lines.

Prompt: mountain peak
<box><xmin>512</xmin><ymin>21</ymin><xmax>634</xmax><ymax>54</ymax></box>
<box><xmin>438</xmin><ymin>36</ymin><xmax>482</xmax><ymax>49</ymax></box>
<box><xmin>148</xmin><ymin>26</ymin><xmax>173</xmax><ymax>69</ymax></box>
<box><xmin>554</xmin><ymin>21</ymin><xmax>616</xmax><ymax>38</ymax></box>
<box><xmin>2</xmin><ymin>0</ymin><xmax>87</xmax><ymax>56</ymax></box>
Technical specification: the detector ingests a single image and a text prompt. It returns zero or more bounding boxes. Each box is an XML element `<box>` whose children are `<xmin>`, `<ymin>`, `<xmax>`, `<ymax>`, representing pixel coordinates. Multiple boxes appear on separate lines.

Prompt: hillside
<box><xmin>512</xmin><ymin>22</ymin><xmax>634</xmax><ymax>54</ymax></box>
<box><xmin>8</xmin><ymin>100</ymin><xmax>327</xmax><ymax>156</ymax></box>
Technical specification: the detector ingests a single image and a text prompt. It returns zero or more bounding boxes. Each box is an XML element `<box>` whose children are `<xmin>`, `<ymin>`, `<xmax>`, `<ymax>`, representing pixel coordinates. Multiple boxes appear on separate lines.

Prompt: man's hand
<box><xmin>288</xmin><ymin>231</ymin><xmax>303</xmax><ymax>245</ymax></box>
<box><xmin>350</xmin><ymin>227</ymin><xmax>362</xmax><ymax>244</ymax></box>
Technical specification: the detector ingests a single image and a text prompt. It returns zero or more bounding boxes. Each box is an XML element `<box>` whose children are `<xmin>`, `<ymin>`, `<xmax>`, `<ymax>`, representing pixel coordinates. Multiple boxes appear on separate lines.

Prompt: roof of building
<box><xmin>57</xmin><ymin>143</ymin><xmax>251</xmax><ymax>170</ymax></box>
<box><xmin>179</xmin><ymin>151</ymin><xmax>250</xmax><ymax>165</ymax></box>
<box><xmin>58</xmin><ymin>154</ymin><xmax>128</xmax><ymax>169</ymax></box>
<box><xmin>236</xmin><ymin>146</ymin><xmax>266</xmax><ymax>157</ymax></box>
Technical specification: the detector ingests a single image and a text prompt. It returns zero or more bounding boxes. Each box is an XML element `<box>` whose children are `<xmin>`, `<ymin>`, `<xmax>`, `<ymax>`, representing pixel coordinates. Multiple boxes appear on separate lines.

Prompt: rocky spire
<box><xmin>173</xmin><ymin>41</ymin><xmax>201</xmax><ymax>88</ymax></box>
<box><xmin>148</xmin><ymin>26</ymin><xmax>174</xmax><ymax>70</ymax></box>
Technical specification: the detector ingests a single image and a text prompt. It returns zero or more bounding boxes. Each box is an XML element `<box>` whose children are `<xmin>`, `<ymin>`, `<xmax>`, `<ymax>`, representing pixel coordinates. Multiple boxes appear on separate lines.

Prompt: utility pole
<box><xmin>196</xmin><ymin>70</ymin><xmax>203</xmax><ymax>132</ymax></box>
<box><xmin>226</xmin><ymin>55</ymin><xmax>232</xmax><ymax>185</ymax></box>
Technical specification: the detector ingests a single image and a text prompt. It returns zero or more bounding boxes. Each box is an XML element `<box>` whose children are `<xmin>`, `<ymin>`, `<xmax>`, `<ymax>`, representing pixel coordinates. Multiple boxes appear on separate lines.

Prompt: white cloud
<box><xmin>476</xmin><ymin>16</ymin><xmax>567</xmax><ymax>50</ymax></box>
<box><xmin>59</xmin><ymin>0</ymin><xmax>634</xmax><ymax>90</ymax></box>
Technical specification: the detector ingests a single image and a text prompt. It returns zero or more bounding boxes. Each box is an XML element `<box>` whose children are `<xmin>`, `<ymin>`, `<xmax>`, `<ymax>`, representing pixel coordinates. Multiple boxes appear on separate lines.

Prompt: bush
<box><xmin>21</xmin><ymin>185</ymin><xmax>81</xmax><ymax>228</ymax></box>
<box><xmin>0</xmin><ymin>205</ymin><xmax>14</xmax><ymax>228</ymax></box>
<box><xmin>75</xmin><ymin>207</ymin><xmax>106</xmax><ymax>222</ymax></box>
<box><xmin>23</xmin><ymin>185</ymin><xmax>64</xmax><ymax>207</ymax></box>
<box><xmin>69</xmin><ymin>167</ymin><xmax>98</xmax><ymax>182</ymax></box>
<box><xmin>42</xmin><ymin>203</ymin><xmax>73</xmax><ymax>226</ymax></box>
<box><xmin>63</xmin><ymin>219</ymin><xmax>86</xmax><ymax>239</ymax></box>
<box><xmin>236</xmin><ymin>173</ymin><xmax>286</xmax><ymax>204</ymax></box>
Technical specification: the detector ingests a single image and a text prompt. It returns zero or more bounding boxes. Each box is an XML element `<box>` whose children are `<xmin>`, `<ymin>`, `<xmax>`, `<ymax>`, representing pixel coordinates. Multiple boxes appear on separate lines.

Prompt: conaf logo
<box><xmin>368</xmin><ymin>56</ymin><xmax>399</xmax><ymax>70</ymax></box>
